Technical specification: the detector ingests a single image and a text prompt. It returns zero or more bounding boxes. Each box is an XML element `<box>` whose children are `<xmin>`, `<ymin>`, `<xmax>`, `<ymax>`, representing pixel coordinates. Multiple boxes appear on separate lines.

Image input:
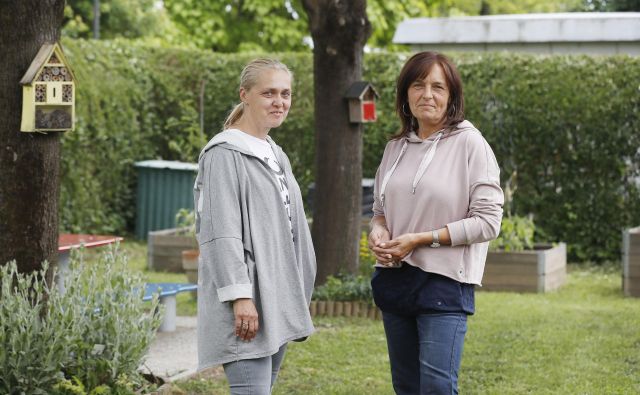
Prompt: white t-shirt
<box><xmin>237</xmin><ymin>131</ymin><xmax>293</xmax><ymax>238</ymax></box>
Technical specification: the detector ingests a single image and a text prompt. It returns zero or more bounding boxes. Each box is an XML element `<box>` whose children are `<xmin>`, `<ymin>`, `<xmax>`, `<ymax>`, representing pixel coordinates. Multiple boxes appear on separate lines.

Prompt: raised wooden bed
<box><xmin>623</xmin><ymin>227</ymin><xmax>640</xmax><ymax>297</ymax></box>
<box><xmin>182</xmin><ymin>249</ymin><xmax>199</xmax><ymax>284</ymax></box>
<box><xmin>481</xmin><ymin>243</ymin><xmax>567</xmax><ymax>293</ymax></box>
<box><xmin>147</xmin><ymin>227</ymin><xmax>197</xmax><ymax>272</ymax></box>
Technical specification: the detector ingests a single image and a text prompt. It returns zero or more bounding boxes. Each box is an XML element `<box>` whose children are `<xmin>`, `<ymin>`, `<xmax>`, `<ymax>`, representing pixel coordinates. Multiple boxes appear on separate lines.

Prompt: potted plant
<box><xmin>482</xmin><ymin>215</ymin><xmax>566</xmax><ymax>293</ymax></box>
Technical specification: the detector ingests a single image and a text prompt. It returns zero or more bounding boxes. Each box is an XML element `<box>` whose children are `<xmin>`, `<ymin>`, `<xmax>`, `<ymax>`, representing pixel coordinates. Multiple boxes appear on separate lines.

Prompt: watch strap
<box><xmin>430</xmin><ymin>230</ymin><xmax>440</xmax><ymax>248</ymax></box>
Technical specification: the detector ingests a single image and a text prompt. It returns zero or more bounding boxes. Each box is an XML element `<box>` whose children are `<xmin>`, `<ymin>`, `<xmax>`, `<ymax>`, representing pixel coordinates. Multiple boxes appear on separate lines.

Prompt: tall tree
<box><xmin>302</xmin><ymin>0</ymin><xmax>372</xmax><ymax>283</ymax></box>
<box><xmin>63</xmin><ymin>0</ymin><xmax>177</xmax><ymax>40</ymax></box>
<box><xmin>0</xmin><ymin>0</ymin><xmax>65</xmax><ymax>276</ymax></box>
<box><xmin>162</xmin><ymin>0</ymin><xmax>429</xmax><ymax>52</ymax></box>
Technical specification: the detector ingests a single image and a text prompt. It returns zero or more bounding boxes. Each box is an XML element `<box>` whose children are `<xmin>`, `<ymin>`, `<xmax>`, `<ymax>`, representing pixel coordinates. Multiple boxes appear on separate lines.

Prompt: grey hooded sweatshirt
<box><xmin>194</xmin><ymin>129</ymin><xmax>316</xmax><ymax>370</ymax></box>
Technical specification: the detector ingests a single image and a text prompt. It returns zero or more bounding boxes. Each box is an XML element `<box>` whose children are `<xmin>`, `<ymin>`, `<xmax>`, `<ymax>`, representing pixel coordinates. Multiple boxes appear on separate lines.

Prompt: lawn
<box><xmin>109</xmin><ymin>241</ymin><xmax>640</xmax><ymax>394</ymax></box>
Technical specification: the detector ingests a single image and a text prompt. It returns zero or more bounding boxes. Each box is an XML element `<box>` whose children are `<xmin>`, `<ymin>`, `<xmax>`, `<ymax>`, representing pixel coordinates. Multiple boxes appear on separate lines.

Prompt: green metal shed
<box><xmin>134</xmin><ymin>160</ymin><xmax>198</xmax><ymax>240</ymax></box>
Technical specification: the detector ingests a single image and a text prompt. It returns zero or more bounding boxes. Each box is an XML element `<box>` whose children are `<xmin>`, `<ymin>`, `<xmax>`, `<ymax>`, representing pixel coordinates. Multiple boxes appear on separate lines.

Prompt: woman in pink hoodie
<box><xmin>369</xmin><ymin>52</ymin><xmax>504</xmax><ymax>394</ymax></box>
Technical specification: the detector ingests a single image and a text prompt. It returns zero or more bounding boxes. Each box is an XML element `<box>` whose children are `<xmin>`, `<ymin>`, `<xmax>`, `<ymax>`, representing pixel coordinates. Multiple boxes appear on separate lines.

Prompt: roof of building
<box><xmin>393</xmin><ymin>12</ymin><xmax>640</xmax><ymax>45</ymax></box>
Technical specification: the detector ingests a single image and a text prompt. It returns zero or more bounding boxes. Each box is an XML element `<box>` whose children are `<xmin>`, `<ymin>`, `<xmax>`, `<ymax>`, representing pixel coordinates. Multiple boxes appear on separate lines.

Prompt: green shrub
<box><xmin>60</xmin><ymin>39</ymin><xmax>640</xmax><ymax>262</ymax></box>
<box><xmin>489</xmin><ymin>215</ymin><xmax>536</xmax><ymax>252</ymax></box>
<box><xmin>313</xmin><ymin>274</ymin><xmax>372</xmax><ymax>302</ymax></box>
<box><xmin>358</xmin><ymin>231</ymin><xmax>376</xmax><ymax>277</ymax></box>
<box><xmin>58</xmin><ymin>246</ymin><xmax>162</xmax><ymax>391</ymax></box>
<box><xmin>0</xmin><ymin>261</ymin><xmax>70</xmax><ymax>394</ymax></box>
<box><xmin>0</xmin><ymin>246</ymin><xmax>162</xmax><ymax>394</ymax></box>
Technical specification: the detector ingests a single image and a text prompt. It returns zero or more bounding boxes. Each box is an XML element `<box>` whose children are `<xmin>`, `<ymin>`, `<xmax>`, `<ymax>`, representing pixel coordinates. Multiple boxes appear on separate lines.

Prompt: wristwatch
<box><xmin>430</xmin><ymin>230</ymin><xmax>440</xmax><ymax>248</ymax></box>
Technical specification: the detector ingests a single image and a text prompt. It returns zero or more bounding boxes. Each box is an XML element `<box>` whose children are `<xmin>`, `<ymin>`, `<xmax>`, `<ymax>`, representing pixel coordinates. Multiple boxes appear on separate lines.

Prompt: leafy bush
<box><xmin>0</xmin><ymin>246</ymin><xmax>162</xmax><ymax>394</ymax></box>
<box><xmin>0</xmin><ymin>261</ymin><xmax>70</xmax><ymax>393</ymax></box>
<box><xmin>359</xmin><ymin>231</ymin><xmax>376</xmax><ymax>277</ymax></box>
<box><xmin>60</xmin><ymin>39</ymin><xmax>640</xmax><ymax>262</ymax></box>
<box><xmin>174</xmin><ymin>208</ymin><xmax>196</xmax><ymax>237</ymax></box>
<box><xmin>489</xmin><ymin>215</ymin><xmax>536</xmax><ymax>252</ymax></box>
<box><xmin>313</xmin><ymin>274</ymin><xmax>372</xmax><ymax>302</ymax></box>
<box><xmin>58</xmin><ymin>247</ymin><xmax>162</xmax><ymax>391</ymax></box>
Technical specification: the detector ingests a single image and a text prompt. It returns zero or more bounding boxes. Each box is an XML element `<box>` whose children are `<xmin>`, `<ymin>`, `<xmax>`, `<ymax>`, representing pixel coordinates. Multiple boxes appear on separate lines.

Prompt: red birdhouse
<box><xmin>345</xmin><ymin>81</ymin><xmax>379</xmax><ymax>124</ymax></box>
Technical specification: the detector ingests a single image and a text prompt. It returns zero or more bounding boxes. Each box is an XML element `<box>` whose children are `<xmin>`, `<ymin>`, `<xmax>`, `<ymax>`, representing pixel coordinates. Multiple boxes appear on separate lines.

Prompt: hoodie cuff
<box><xmin>217</xmin><ymin>283</ymin><xmax>253</xmax><ymax>303</ymax></box>
<box><xmin>446</xmin><ymin>221</ymin><xmax>467</xmax><ymax>246</ymax></box>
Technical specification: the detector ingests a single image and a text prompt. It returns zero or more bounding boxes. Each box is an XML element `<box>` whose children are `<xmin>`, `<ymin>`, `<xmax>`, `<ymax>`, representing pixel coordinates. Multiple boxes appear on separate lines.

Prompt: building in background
<box><xmin>393</xmin><ymin>12</ymin><xmax>640</xmax><ymax>55</ymax></box>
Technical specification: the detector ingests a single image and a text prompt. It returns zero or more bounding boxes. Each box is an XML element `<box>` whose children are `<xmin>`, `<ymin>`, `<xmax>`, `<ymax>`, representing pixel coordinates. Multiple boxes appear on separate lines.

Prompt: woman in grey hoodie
<box><xmin>369</xmin><ymin>52</ymin><xmax>504</xmax><ymax>394</ymax></box>
<box><xmin>193</xmin><ymin>58</ymin><xmax>316</xmax><ymax>394</ymax></box>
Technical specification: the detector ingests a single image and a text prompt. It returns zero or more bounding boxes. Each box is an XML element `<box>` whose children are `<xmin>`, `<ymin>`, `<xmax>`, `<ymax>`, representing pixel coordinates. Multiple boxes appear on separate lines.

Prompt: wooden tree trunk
<box><xmin>0</xmin><ymin>1</ymin><xmax>65</xmax><ymax>277</ymax></box>
<box><xmin>302</xmin><ymin>0</ymin><xmax>372</xmax><ymax>283</ymax></box>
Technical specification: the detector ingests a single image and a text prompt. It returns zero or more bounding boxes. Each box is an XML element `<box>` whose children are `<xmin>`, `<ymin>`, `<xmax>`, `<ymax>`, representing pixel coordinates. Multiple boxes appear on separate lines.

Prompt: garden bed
<box><xmin>482</xmin><ymin>243</ymin><xmax>567</xmax><ymax>293</ymax></box>
<box><xmin>623</xmin><ymin>226</ymin><xmax>640</xmax><ymax>297</ymax></box>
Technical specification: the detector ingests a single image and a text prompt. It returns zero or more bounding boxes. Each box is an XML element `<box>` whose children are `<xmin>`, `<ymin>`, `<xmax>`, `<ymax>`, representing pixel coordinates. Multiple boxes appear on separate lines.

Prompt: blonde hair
<box><xmin>223</xmin><ymin>58</ymin><xmax>293</xmax><ymax>129</ymax></box>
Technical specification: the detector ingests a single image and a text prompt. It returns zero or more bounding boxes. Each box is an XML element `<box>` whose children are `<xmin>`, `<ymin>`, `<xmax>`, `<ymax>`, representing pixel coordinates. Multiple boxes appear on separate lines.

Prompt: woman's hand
<box><xmin>368</xmin><ymin>224</ymin><xmax>395</xmax><ymax>265</ymax></box>
<box><xmin>372</xmin><ymin>233</ymin><xmax>418</xmax><ymax>262</ymax></box>
<box><xmin>233</xmin><ymin>298</ymin><xmax>259</xmax><ymax>341</ymax></box>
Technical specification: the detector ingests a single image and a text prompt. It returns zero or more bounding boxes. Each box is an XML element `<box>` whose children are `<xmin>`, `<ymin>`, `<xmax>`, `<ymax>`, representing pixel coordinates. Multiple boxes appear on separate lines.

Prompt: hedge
<box><xmin>60</xmin><ymin>39</ymin><xmax>640</xmax><ymax>262</ymax></box>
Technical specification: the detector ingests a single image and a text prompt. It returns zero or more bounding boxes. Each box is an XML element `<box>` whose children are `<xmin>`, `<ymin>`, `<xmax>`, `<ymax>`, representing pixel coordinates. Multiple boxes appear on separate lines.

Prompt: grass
<box><xmin>95</xmin><ymin>241</ymin><xmax>640</xmax><ymax>394</ymax></box>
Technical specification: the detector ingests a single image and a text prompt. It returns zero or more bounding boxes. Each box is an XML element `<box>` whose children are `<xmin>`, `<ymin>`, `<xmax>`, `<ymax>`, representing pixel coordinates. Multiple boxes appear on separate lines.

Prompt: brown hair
<box><xmin>223</xmin><ymin>58</ymin><xmax>293</xmax><ymax>129</ymax></box>
<box><xmin>392</xmin><ymin>52</ymin><xmax>464</xmax><ymax>139</ymax></box>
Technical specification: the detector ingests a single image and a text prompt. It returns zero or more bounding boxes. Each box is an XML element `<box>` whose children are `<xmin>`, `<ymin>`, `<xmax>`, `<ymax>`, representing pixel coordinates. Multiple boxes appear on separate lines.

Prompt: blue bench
<box><xmin>144</xmin><ymin>283</ymin><xmax>197</xmax><ymax>332</ymax></box>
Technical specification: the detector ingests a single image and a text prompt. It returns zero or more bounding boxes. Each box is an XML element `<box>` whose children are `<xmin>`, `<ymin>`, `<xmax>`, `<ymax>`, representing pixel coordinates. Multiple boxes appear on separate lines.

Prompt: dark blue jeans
<box><xmin>382</xmin><ymin>311</ymin><xmax>468</xmax><ymax>395</ymax></box>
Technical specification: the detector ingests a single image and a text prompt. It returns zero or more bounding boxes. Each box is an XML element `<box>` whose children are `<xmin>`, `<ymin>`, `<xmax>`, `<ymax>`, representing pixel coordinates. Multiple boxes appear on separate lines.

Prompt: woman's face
<box><xmin>240</xmin><ymin>69</ymin><xmax>292</xmax><ymax>131</ymax></box>
<box><xmin>407</xmin><ymin>63</ymin><xmax>450</xmax><ymax>132</ymax></box>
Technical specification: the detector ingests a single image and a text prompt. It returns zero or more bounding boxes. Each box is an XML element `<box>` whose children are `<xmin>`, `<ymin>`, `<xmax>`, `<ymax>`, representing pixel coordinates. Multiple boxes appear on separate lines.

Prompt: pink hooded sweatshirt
<box><xmin>372</xmin><ymin>120</ymin><xmax>504</xmax><ymax>285</ymax></box>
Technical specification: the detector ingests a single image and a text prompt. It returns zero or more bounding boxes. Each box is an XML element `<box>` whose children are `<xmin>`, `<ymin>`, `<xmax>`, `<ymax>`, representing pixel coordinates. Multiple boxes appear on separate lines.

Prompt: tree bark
<box><xmin>0</xmin><ymin>1</ymin><xmax>65</xmax><ymax>277</ymax></box>
<box><xmin>302</xmin><ymin>0</ymin><xmax>372</xmax><ymax>283</ymax></box>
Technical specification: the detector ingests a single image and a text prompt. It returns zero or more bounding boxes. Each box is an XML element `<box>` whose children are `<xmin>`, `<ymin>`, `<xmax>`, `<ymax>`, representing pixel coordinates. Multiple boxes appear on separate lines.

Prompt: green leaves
<box><xmin>163</xmin><ymin>0</ymin><xmax>310</xmax><ymax>53</ymax></box>
<box><xmin>490</xmin><ymin>215</ymin><xmax>536</xmax><ymax>252</ymax></box>
<box><xmin>0</xmin><ymin>247</ymin><xmax>162</xmax><ymax>394</ymax></box>
<box><xmin>313</xmin><ymin>274</ymin><xmax>373</xmax><ymax>302</ymax></box>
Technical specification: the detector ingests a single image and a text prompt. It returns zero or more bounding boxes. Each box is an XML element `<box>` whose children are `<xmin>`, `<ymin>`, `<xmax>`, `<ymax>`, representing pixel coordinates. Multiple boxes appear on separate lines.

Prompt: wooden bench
<box><xmin>144</xmin><ymin>283</ymin><xmax>197</xmax><ymax>332</ymax></box>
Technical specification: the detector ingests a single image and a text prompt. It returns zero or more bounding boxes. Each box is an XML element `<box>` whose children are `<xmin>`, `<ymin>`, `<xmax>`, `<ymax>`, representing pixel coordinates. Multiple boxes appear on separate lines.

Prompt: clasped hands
<box><xmin>368</xmin><ymin>225</ymin><xmax>418</xmax><ymax>267</ymax></box>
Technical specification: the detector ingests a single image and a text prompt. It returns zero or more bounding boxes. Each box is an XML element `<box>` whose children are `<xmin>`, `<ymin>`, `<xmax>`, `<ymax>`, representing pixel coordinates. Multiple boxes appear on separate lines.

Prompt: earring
<box><xmin>402</xmin><ymin>103</ymin><xmax>411</xmax><ymax>116</ymax></box>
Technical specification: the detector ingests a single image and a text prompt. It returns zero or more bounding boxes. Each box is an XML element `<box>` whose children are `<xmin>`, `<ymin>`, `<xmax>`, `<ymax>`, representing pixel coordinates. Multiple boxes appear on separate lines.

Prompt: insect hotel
<box><xmin>20</xmin><ymin>42</ymin><xmax>75</xmax><ymax>133</ymax></box>
<box><xmin>345</xmin><ymin>81</ymin><xmax>379</xmax><ymax>123</ymax></box>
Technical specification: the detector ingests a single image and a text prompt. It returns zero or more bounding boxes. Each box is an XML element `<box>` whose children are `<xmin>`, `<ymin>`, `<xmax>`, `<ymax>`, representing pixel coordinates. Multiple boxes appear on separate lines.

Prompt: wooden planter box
<box><xmin>147</xmin><ymin>227</ymin><xmax>197</xmax><ymax>272</ymax></box>
<box><xmin>182</xmin><ymin>249</ymin><xmax>199</xmax><ymax>285</ymax></box>
<box><xmin>623</xmin><ymin>227</ymin><xmax>640</xmax><ymax>297</ymax></box>
<box><xmin>481</xmin><ymin>243</ymin><xmax>567</xmax><ymax>293</ymax></box>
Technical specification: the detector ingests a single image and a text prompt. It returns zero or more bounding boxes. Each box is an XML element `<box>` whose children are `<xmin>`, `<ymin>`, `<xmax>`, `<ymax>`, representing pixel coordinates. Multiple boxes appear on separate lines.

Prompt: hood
<box><xmin>198</xmin><ymin>128</ymin><xmax>280</xmax><ymax>163</ymax></box>
<box><xmin>403</xmin><ymin>120</ymin><xmax>477</xmax><ymax>144</ymax></box>
<box><xmin>194</xmin><ymin>128</ymin><xmax>282</xmax><ymax>223</ymax></box>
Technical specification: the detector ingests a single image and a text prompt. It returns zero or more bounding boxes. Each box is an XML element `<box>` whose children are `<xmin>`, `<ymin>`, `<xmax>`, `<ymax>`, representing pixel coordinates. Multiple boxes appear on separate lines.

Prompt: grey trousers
<box><xmin>222</xmin><ymin>344</ymin><xmax>288</xmax><ymax>395</ymax></box>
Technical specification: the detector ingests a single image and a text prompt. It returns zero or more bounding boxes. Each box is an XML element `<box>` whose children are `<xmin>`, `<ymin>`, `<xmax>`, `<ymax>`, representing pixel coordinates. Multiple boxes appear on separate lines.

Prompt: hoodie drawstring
<box><xmin>379</xmin><ymin>131</ymin><xmax>443</xmax><ymax>206</ymax></box>
<box><xmin>412</xmin><ymin>131</ymin><xmax>443</xmax><ymax>193</ymax></box>
<box><xmin>380</xmin><ymin>141</ymin><xmax>408</xmax><ymax>207</ymax></box>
